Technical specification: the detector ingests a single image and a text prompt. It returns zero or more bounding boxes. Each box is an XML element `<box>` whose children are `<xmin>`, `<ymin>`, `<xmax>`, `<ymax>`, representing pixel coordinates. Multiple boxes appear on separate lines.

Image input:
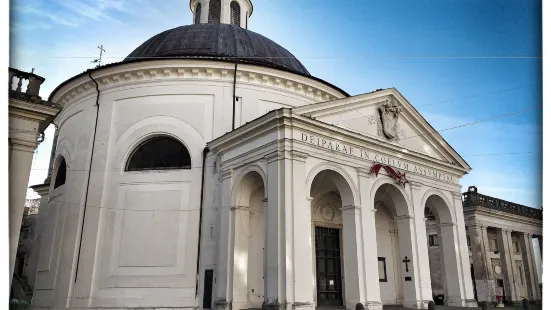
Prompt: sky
<box><xmin>10</xmin><ymin>0</ymin><xmax>542</xmax><ymax>208</ymax></box>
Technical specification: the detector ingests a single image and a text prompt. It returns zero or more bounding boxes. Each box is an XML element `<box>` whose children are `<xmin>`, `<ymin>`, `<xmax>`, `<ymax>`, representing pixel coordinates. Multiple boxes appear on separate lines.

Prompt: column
<box><xmin>497</xmin><ymin>228</ymin><xmax>518</xmax><ymax>302</ymax></box>
<box><xmin>215</xmin><ymin>170</ymin><xmax>234</xmax><ymax>310</ymax></box>
<box><xmin>409</xmin><ymin>182</ymin><xmax>434</xmax><ymax>309</ymax></box>
<box><xmin>527</xmin><ymin>235</ymin><xmax>542</xmax><ymax>300</ymax></box>
<box><xmin>395</xmin><ymin>215</ymin><xmax>428</xmax><ymax>309</ymax></box>
<box><xmin>232</xmin><ymin>206</ymin><xmax>250</xmax><ymax>310</ymax></box>
<box><xmin>289</xmin><ymin>151</ymin><xmax>315</xmax><ymax>310</ymax></box>
<box><xmin>9</xmin><ymin>139</ymin><xmax>37</xmax><ymax>287</ymax></box>
<box><xmin>519</xmin><ymin>233</ymin><xmax>538</xmax><ymax>301</ymax></box>
<box><xmin>467</xmin><ymin>225</ymin><xmax>495</xmax><ymax>303</ymax></box>
<box><xmin>449</xmin><ymin>193</ymin><xmax>477</xmax><ymax>307</ymax></box>
<box><xmin>540</xmin><ymin>237</ymin><xmax>543</xmax><ymax>260</ymax></box>
<box><xmin>341</xmin><ymin>205</ymin><xmax>366</xmax><ymax>310</ymax></box>
<box><xmin>357</xmin><ymin>168</ymin><xmax>382</xmax><ymax>310</ymax></box>
<box><xmin>438</xmin><ymin>222</ymin><xmax>472</xmax><ymax>306</ymax></box>
<box><xmin>264</xmin><ymin>152</ymin><xmax>288</xmax><ymax>309</ymax></box>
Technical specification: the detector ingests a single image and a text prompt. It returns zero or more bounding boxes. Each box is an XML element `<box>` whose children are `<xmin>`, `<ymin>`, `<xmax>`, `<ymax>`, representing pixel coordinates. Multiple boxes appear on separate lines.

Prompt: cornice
<box><xmin>220</xmin><ymin>169</ymin><xmax>233</xmax><ymax>180</ymax></box>
<box><xmin>209</xmin><ymin>109</ymin><xmax>468</xmax><ymax>180</ymax></box>
<box><xmin>295</xmin><ymin>89</ymin><xmax>471</xmax><ymax>171</ymax></box>
<box><xmin>356</xmin><ymin>167</ymin><xmax>371</xmax><ymax>178</ymax></box>
<box><xmin>291</xmin><ymin>113</ymin><xmax>469</xmax><ymax>177</ymax></box>
<box><xmin>340</xmin><ymin>205</ymin><xmax>360</xmax><ymax>212</ymax></box>
<box><xmin>52</xmin><ymin>61</ymin><xmax>342</xmax><ymax>108</ymax></box>
<box><xmin>290</xmin><ymin>150</ymin><xmax>308</xmax><ymax>162</ymax></box>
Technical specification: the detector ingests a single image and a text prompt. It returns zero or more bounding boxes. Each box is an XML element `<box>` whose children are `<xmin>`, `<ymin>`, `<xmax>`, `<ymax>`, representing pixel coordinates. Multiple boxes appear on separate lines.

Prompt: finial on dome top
<box><xmin>190</xmin><ymin>0</ymin><xmax>253</xmax><ymax>29</ymax></box>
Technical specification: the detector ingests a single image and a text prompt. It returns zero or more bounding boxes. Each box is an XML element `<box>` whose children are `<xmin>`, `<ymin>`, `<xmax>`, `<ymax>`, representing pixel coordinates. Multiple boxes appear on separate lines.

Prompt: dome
<box><xmin>125</xmin><ymin>23</ymin><xmax>310</xmax><ymax>76</ymax></box>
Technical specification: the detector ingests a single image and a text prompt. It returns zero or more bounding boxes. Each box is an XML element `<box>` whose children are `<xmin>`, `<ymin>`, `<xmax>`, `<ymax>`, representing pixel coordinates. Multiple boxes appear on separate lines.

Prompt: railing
<box><xmin>463</xmin><ymin>191</ymin><xmax>542</xmax><ymax>220</ymax></box>
<box><xmin>9</xmin><ymin>67</ymin><xmax>45</xmax><ymax>97</ymax></box>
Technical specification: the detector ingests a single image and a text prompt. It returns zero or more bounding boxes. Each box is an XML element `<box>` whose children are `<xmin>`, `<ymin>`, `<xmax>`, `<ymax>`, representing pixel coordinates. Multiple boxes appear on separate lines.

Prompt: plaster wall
<box><xmin>34</xmin><ymin>60</ymin><xmax>345</xmax><ymax>309</ymax></box>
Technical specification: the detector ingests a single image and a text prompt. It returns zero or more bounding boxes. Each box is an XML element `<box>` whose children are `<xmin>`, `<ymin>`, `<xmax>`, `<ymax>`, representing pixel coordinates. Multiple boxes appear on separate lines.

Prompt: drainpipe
<box><xmin>74</xmin><ymin>70</ymin><xmax>101</xmax><ymax>282</ymax></box>
<box><xmin>196</xmin><ymin>147</ymin><xmax>210</xmax><ymax>296</ymax></box>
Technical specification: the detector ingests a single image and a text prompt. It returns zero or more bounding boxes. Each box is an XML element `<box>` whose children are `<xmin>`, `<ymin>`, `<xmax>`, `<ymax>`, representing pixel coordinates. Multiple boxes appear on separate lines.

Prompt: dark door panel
<box><xmin>315</xmin><ymin>226</ymin><xmax>343</xmax><ymax>307</ymax></box>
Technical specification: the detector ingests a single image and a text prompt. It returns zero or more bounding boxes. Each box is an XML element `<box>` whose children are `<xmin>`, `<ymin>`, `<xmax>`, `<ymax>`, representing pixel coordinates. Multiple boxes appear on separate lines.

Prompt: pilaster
<box><xmin>214</xmin><ymin>170</ymin><xmax>234</xmax><ymax>310</ymax></box>
<box><xmin>356</xmin><ymin>168</ymin><xmax>382</xmax><ymax>310</ymax></box>
<box><xmin>519</xmin><ymin>233</ymin><xmax>539</xmax><ymax>301</ymax></box>
<box><xmin>467</xmin><ymin>224</ymin><xmax>495</xmax><ymax>303</ymax></box>
<box><xmin>497</xmin><ymin>228</ymin><xmax>518</xmax><ymax>302</ymax></box>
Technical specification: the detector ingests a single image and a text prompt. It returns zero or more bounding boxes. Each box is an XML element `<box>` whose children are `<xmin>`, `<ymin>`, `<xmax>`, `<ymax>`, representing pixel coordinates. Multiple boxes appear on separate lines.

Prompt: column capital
<box><xmin>220</xmin><ymin>169</ymin><xmax>233</xmax><ymax>180</ymax></box>
<box><xmin>230</xmin><ymin>205</ymin><xmax>250</xmax><ymax>212</ymax></box>
<box><xmin>30</xmin><ymin>182</ymin><xmax>51</xmax><ymax>197</ymax></box>
<box><xmin>340</xmin><ymin>205</ymin><xmax>360</xmax><ymax>212</ymax></box>
<box><xmin>264</xmin><ymin>151</ymin><xmax>282</xmax><ymax>163</ymax></box>
<box><xmin>395</xmin><ymin>215</ymin><xmax>413</xmax><ymax>221</ymax></box>
<box><xmin>438</xmin><ymin>222</ymin><xmax>456</xmax><ymax>228</ymax></box>
<box><xmin>451</xmin><ymin>191</ymin><xmax>463</xmax><ymax>200</ymax></box>
<box><xmin>290</xmin><ymin>150</ymin><xmax>308</xmax><ymax>162</ymax></box>
<box><xmin>409</xmin><ymin>181</ymin><xmax>422</xmax><ymax>190</ymax></box>
<box><xmin>356</xmin><ymin>167</ymin><xmax>371</xmax><ymax>178</ymax></box>
<box><xmin>519</xmin><ymin>231</ymin><xmax>532</xmax><ymax>238</ymax></box>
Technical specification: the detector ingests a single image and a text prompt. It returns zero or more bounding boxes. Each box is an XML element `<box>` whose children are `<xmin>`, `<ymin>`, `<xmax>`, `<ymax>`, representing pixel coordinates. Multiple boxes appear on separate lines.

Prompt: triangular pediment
<box><xmin>293</xmin><ymin>88</ymin><xmax>470</xmax><ymax>170</ymax></box>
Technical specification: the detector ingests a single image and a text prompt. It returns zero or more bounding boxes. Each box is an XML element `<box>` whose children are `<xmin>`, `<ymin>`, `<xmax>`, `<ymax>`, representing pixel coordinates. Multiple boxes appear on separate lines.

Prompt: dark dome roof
<box><xmin>125</xmin><ymin>23</ymin><xmax>310</xmax><ymax>76</ymax></box>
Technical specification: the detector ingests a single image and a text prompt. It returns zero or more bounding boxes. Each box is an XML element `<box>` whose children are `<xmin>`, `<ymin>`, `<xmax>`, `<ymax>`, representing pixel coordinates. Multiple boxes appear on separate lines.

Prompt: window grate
<box><xmin>230</xmin><ymin>1</ymin><xmax>241</xmax><ymax>26</ymax></box>
<box><xmin>126</xmin><ymin>136</ymin><xmax>191</xmax><ymax>171</ymax></box>
<box><xmin>208</xmin><ymin>0</ymin><xmax>221</xmax><ymax>23</ymax></box>
<box><xmin>195</xmin><ymin>3</ymin><xmax>202</xmax><ymax>24</ymax></box>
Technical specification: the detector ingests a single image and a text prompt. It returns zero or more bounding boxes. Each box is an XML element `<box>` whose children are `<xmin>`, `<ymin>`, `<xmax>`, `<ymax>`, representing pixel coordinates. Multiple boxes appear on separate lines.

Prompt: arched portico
<box><xmin>309</xmin><ymin>169</ymin><xmax>363</xmax><ymax>309</ymax></box>
<box><xmin>423</xmin><ymin>191</ymin><xmax>471</xmax><ymax>307</ymax></box>
<box><xmin>230</xmin><ymin>168</ymin><xmax>267</xmax><ymax>309</ymax></box>
<box><xmin>372</xmin><ymin>181</ymin><xmax>422</xmax><ymax>308</ymax></box>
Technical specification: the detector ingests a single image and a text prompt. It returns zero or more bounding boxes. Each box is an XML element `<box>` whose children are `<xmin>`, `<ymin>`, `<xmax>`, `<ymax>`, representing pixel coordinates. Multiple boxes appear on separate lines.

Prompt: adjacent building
<box><xmin>426</xmin><ymin>186</ymin><xmax>542</xmax><ymax>305</ymax></box>
<box><xmin>8</xmin><ymin>67</ymin><xmax>60</xmax><ymax>288</ymax></box>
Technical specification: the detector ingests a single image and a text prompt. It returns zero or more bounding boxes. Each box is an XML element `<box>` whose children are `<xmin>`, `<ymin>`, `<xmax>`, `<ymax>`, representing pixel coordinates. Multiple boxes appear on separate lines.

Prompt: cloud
<box><xmin>12</xmin><ymin>0</ymin><xmax>134</xmax><ymax>28</ymax></box>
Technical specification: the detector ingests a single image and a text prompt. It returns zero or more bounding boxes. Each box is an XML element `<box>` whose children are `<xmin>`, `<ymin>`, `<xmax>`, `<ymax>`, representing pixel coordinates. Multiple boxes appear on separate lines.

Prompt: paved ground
<box><xmin>380</xmin><ymin>305</ymin><xmax>542</xmax><ymax>310</ymax></box>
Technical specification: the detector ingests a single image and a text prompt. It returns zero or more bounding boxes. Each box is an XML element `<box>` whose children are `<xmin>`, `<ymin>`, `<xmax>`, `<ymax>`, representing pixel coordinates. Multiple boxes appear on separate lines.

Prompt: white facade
<box><xmin>31</xmin><ymin>1</ymin><xmax>481</xmax><ymax>309</ymax></box>
<box><xmin>31</xmin><ymin>59</ymin><xmax>346</xmax><ymax>309</ymax></box>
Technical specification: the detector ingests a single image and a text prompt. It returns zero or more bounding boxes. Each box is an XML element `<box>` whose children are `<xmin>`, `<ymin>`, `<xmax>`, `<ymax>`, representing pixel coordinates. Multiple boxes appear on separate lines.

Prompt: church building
<box><xmin>31</xmin><ymin>1</ymin><xmax>479</xmax><ymax>309</ymax></box>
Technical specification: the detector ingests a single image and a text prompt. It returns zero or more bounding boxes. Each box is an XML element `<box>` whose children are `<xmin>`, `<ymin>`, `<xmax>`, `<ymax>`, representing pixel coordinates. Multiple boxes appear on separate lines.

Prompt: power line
<box><xmin>8</xmin><ymin>55</ymin><xmax>544</xmax><ymax>60</ymax></box>
<box><xmin>398</xmin><ymin>105</ymin><xmax>537</xmax><ymax>141</ymax></box>
<box><xmin>414</xmin><ymin>85</ymin><xmax>534</xmax><ymax>109</ymax></box>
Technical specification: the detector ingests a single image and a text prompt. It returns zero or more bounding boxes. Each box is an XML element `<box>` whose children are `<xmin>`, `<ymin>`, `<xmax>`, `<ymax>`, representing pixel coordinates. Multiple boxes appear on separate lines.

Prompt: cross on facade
<box><xmin>402</xmin><ymin>256</ymin><xmax>411</xmax><ymax>272</ymax></box>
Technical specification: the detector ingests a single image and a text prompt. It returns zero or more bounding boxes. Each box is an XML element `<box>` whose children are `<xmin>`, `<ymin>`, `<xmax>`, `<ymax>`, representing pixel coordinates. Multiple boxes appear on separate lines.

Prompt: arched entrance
<box><xmin>232</xmin><ymin>170</ymin><xmax>266</xmax><ymax>309</ymax></box>
<box><xmin>309</xmin><ymin>169</ymin><xmax>358</xmax><ymax>308</ymax></box>
<box><xmin>372</xmin><ymin>182</ymin><xmax>416</xmax><ymax>307</ymax></box>
<box><xmin>423</xmin><ymin>193</ymin><xmax>468</xmax><ymax>306</ymax></box>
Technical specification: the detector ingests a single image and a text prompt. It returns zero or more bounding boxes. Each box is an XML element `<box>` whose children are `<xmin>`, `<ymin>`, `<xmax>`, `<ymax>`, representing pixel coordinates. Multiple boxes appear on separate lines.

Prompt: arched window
<box><xmin>54</xmin><ymin>158</ymin><xmax>67</xmax><ymax>189</ymax></box>
<box><xmin>195</xmin><ymin>3</ymin><xmax>202</xmax><ymax>24</ymax></box>
<box><xmin>230</xmin><ymin>1</ymin><xmax>241</xmax><ymax>26</ymax></box>
<box><xmin>208</xmin><ymin>0</ymin><xmax>221</xmax><ymax>23</ymax></box>
<box><xmin>126</xmin><ymin>136</ymin><xmax>191</xmax><ymax>171</ymax></box>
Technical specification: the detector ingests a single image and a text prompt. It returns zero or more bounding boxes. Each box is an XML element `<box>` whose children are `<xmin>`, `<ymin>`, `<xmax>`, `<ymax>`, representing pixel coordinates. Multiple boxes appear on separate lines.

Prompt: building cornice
<box><xmin>208</xmin><ymin>108</ymin><xmax>469</xmax><ymax>180</ymax></box>
<box><xmin>50</xmin><ymin>60</ymin><xmax>347</xmax><ymax>108</ymax></box>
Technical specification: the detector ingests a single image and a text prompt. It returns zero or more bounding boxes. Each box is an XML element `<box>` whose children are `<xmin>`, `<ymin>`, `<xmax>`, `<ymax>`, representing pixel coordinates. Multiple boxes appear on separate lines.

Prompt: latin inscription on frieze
<box><xmin>298</xmin><ymin>132</ymin><xmax>456</xmax><ymax>183</ymax></box>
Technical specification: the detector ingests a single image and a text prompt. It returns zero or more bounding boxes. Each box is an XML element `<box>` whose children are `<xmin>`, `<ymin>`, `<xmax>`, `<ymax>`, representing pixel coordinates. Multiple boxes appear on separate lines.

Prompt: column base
<box><xmin>233</xmin><ymin>301</ymin><xmax>251</xmax><ymax>310</ymax></box>
<box><xmin>402</xmin><ymin>299</ymin><xmax>431</xmax><ymax>309</ymax></box>
<box><xmin>292</xmin><ymin>302</ymin><xmax>314</xmax><ymax>310</ymax></box>
<box><xmin>262</xmin><ymin>300</ymin><xmax>288</xmax><ymax>310</ymax></box>
<box><xmin>474</xmin><ymin>279</ymin><xmax>496</xmax><ymax>303</ymax></box>
<box><xmin>214</xmin><ymin>299</ymin><xmax>232</xmax><ymax>310</ymax></box>
<box><xmin>364</xmin><ymin>301</ymin><xmax>383</xmax><ymax>310</ymax></box>
<box><xmin>446</xmin><ymin>298</ymin><xmax>478</xmax><ymax>307</ymax></box>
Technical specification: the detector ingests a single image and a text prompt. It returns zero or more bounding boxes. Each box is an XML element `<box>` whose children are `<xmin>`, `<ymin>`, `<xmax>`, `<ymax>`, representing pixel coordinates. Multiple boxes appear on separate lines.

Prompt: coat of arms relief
<box><xmin>312</xmin><ymin>193</ymin><xmax>342</xmax><ymax>225</ymax></box>
<box><xmin>367</xmin><ymin>97</ymin><xmax>404</xmax><ymax>140</ymax></box>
